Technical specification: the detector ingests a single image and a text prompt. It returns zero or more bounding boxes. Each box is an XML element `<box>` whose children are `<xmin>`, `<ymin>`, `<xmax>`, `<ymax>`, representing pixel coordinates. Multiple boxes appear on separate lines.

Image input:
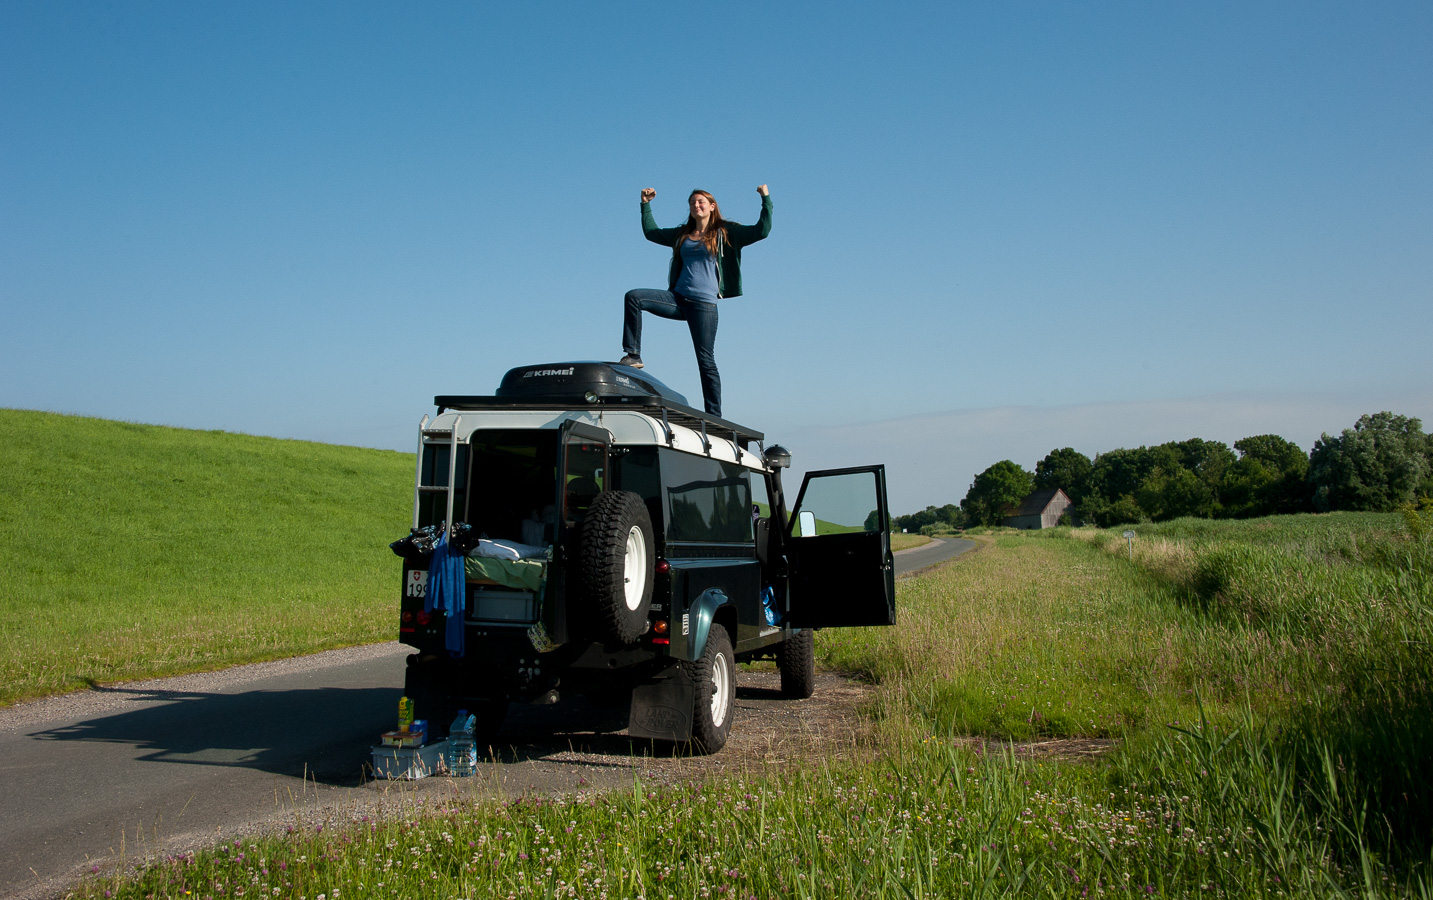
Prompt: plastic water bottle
<box><xmin>446</xmin><ymin>710</ymin><xmax>477</xmax><ymax>776</ymax></box>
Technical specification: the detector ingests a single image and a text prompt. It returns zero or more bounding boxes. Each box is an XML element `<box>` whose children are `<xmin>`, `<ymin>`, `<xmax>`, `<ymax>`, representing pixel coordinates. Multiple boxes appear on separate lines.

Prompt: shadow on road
<box><xmin>26</xmin><ymin>681</ymin><xmax>791</xmax><ymax>780</ymax></box>
<box><xmin>30</xmin><ymin>682</ymin><xmax>400</xmax><ymax>786</ymax></box>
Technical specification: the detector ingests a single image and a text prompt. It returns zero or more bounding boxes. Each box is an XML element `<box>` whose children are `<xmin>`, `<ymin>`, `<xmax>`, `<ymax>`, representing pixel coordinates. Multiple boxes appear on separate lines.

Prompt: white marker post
<box><xmin>1123</xmin><ymin>530</ymin><xmax>1135</xmax><ymax>560</ymax></box>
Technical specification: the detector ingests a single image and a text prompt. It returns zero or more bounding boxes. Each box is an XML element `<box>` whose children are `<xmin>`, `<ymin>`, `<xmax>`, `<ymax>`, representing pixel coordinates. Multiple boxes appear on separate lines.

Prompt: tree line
<box><xmin>893</xmin><ymin>411</ymin><xmax>1433</xmax><ymax>532</ymax></box>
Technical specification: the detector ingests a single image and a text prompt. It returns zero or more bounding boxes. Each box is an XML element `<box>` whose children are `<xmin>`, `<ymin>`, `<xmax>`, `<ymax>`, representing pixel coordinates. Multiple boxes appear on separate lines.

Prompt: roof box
<box><xmin>494</xmin><ymin>361</ymin><xmax>689</xmax><ymax>405</ymax></box>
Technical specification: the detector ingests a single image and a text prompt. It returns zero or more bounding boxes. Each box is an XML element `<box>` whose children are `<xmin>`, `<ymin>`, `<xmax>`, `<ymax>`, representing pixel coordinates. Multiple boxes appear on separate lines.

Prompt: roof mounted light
<box><xmin>584</xmin><ymin>391</ymin><xmax>598</xmax><ymax>404</ymax></box>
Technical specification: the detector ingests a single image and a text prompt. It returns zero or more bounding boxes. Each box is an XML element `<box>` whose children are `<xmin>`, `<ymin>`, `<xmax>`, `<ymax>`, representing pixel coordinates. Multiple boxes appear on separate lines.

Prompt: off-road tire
<box><xmin>685</xmin><ymin>625</ymin><xmax>736</xmax><ymax>754</ymax></box>
<box><xmin>777</xmin><ymin>628</ymin><xmax>816</xmax><ymax>699</ymax></box>
<box><xmin>581</xmin><ymin>490</ymin><xmax>655</xmax><ymax>644</ymax></box>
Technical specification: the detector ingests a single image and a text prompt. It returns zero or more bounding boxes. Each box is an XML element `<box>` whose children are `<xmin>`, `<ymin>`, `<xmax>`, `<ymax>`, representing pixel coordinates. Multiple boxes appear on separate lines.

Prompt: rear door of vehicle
<box><xmin>783</xmin><ymin>465</ymin><xmax>895</xmax><ymax>627</ymax></box>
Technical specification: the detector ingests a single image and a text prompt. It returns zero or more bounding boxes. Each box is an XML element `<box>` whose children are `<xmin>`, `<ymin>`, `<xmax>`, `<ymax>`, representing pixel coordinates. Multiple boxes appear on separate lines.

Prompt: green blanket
<box><xmin>464</xmin><ymin>555</ymin><xmax>546</xmax><ymax>592</ymax></box>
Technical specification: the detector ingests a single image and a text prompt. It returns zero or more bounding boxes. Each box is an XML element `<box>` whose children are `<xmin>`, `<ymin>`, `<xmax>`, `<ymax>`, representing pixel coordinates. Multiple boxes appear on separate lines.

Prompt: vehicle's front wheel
<box><xmin>581</xmin><ymin>490</ymin><xmax>655</xmax><ymax>644</ymax></box>
<box><xmin>777</xmin><ymin>628</ymin><xmax>816</xmax><ymax>699</ymax></box>
<box><xmin>685</xmin><ymin>625</ymin><xmax>735</xmax><ymax>754</ymax></box>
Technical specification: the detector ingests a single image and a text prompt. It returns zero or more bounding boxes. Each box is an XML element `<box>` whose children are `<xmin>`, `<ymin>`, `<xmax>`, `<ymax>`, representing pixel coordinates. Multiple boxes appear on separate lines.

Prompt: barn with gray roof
<box><xmin>1000</xmin><ymin>488</ymin><xmax>1074</xmax><ymax>529</ymax></box>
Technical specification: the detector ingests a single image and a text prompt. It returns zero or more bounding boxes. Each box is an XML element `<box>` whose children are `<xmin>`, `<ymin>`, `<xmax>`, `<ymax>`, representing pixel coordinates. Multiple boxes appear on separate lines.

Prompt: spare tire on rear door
<box><xmin>581</xmin><ymin>490</ymin><xmax>655</xmax><ymax>644</ymax></box>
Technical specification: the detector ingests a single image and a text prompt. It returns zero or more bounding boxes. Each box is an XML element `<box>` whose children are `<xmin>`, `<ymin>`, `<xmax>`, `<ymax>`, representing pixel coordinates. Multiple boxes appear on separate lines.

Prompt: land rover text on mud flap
<box><xmin>390</xmin><ymin>361</ymin><xmax>895</xmax><ymax>754</ymax></box>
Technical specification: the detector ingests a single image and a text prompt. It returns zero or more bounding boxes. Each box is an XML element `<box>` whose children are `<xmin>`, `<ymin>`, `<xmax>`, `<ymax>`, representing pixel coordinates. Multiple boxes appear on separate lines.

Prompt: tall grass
<box><xmin>0</xmin><ymin>409</ymin><xmax>413</xmax><ymax>704</ymax></box>
<box><xmin>1069</xmin><ymin>514</ymin><xmax>1433</xmax><ymax>873</ymax></box>
<box><xmin>826</xmin><ymin>534</ymin><xmax>1210</xmax><ymax>742</ymax></box>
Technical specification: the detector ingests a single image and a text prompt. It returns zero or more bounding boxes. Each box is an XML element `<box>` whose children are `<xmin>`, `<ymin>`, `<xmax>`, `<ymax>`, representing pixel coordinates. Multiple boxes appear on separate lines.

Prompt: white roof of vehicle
<box><xmin>421</xmin><ymin>407</ymin><xmax>768</xmax><ymax>471</ymax></box>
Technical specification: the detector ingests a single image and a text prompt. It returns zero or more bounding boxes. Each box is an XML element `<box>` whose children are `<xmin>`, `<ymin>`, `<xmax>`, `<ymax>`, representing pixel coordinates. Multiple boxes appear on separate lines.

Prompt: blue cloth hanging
<box><xmin>425</xmin><ymin>527</ymin><xmax>467</xmax><ymax>657</ymax></box>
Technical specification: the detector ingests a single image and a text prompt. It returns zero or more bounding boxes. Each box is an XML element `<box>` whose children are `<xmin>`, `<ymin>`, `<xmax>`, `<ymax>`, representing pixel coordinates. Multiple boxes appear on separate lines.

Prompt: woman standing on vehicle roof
<box><xmin>618</xmin><ymin>184</ymin><xmax>773</xmax><ymax>419</ymax></box>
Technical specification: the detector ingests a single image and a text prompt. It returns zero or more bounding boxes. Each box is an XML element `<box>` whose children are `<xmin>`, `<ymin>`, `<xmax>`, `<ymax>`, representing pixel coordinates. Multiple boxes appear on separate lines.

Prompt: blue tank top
<box><xmin>673</xmin><ymin>237</ymin><xmax>720</xmax><ymax>302</ymax></box>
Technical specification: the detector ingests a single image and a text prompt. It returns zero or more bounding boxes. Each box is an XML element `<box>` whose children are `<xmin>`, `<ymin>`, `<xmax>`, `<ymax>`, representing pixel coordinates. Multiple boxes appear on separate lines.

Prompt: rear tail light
<box><xmin>416</xmin><ymin>610</ymin><xmax>431</xmax><ymax>626</ymax></box>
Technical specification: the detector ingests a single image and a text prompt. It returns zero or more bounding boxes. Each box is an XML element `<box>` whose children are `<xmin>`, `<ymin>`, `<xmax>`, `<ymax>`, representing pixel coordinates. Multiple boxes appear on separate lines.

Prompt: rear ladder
<box><xmin>412</xmin><ymin>414</ymin><xmax>464</xmax><ymax>530</ymax></box>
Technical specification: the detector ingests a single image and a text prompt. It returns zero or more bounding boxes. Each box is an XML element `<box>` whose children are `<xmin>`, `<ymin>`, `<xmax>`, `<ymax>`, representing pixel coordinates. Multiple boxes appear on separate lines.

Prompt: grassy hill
<box><xmin>0</xmin><ymin>409</ymin><xmax>414</xmax><ymax>706</ymax></box>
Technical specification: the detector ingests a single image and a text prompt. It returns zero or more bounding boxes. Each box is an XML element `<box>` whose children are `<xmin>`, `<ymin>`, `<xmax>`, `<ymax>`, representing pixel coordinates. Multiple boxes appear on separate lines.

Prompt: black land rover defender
<box><xmin>391</xmin><ymin>362</ymin><xmax>895</xmax><ymax>754</ymax></box>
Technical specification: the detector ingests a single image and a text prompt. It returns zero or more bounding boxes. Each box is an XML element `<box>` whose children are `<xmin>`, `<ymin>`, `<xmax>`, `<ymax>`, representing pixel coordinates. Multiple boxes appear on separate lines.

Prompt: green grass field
<box><xmin>74</xmin><ymin>509</ymin><xmax>1433</xmax><ymax>898</ymax></box>
<box><xmin>0</xmin><ymin>409</ymin><xmax>413</xmax><ymax>705</ymax></box>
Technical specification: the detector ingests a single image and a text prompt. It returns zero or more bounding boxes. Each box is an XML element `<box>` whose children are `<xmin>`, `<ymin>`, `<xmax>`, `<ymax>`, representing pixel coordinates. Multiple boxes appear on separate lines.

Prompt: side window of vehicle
<box><xmin>750</xmin><ymin>473</ymin><xmax>771</xmax><ymax>524</ymax></box>
<box><xmin>661</xmin><ymin>452</ymin><xmax>753</xmax><ymax>543</ymax></box>
<box><xmin>791</xmin><ymin>470</ymin><xmax>883</xmax><ymax>537</ymax></box>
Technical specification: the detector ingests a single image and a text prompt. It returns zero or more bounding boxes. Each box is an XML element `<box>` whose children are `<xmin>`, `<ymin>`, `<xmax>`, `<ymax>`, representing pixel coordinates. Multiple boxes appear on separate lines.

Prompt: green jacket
<box><xmin>641</xmin><ymin>194</ymin><xmax>773</xmax><ymax>299</ymax></box>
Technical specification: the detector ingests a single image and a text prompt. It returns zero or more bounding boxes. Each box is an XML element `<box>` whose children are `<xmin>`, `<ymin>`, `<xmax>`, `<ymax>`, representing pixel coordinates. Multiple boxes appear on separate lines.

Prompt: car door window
<box><xmin>789</xmin><ymin>470</ymin><xmax>883</xmax><ymax>536</ymax></box>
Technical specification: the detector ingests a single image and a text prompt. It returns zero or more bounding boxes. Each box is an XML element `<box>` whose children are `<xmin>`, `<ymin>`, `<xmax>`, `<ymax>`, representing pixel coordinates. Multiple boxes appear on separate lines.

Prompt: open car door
<box><xmin>783</xmin><ymin>465</ymin><xmax>895</xmax><ymax>628</ymax></box>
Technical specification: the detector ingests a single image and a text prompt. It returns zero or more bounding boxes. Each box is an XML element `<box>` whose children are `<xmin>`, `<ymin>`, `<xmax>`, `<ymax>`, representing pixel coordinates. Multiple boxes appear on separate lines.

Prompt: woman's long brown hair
<box><xmin>680</xmin><ymin>190</ymin><xmax>729</xmax><ymax>258</ymax></box>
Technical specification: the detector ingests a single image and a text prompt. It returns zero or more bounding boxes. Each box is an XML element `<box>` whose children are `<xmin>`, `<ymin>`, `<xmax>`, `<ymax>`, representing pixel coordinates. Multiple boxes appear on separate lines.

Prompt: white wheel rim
<box><xmin>622</xmin><ymin>525</ymin><xmax>647</xmax><ymax>612</ymax></box>
<box><xmin>710</xmin><ymin>651</ymin><xmax>731</xmax><ymax>728</ymax></box>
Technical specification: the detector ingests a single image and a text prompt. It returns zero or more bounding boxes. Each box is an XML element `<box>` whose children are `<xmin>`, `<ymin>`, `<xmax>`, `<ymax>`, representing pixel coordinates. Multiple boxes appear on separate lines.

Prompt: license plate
<box><xmin>405</xmin><ymin>569</ymin><xmax>428</xmax><ymax>599</ymax></box>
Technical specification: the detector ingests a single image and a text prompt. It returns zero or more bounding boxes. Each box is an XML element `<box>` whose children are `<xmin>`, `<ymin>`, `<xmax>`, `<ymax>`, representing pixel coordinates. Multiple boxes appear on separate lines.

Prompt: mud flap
<box><xmin>628</xmin><ymin>663</ymin><xmax>695</xmax><ymax>742</ymax></box>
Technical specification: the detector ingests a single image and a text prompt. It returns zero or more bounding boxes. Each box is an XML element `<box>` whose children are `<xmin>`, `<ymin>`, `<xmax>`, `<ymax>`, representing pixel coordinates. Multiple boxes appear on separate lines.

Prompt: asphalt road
<box><xmin>894</xmin><ymin>535</ymin><xmax>977</xmax><ymax>575</ymax></box>
<box><xmin>0</xmin><ymin>643</ymin><xmax>413</xmax><ymax>900</ymax></box>
<box><xmin>1</xmin><ymin>536</ymin><xmax>973</xmax><ymax>899</ymax></box>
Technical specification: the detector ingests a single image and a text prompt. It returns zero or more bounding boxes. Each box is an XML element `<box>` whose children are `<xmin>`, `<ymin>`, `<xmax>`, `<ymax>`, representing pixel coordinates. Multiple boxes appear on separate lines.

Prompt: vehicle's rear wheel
<box><xmin>581</xmin><ymin>490</ymin><xmax>655</xmax><ymax>644</ymax></box>
<box><xmin>685</xmin><ymin>625</ymin><xmax>735</xmax><ymax>754</ymax></box>
<box><xmin>777</xmin><ymin>628</ymin><xmax>816</xmax><ymax>699</ymax></box>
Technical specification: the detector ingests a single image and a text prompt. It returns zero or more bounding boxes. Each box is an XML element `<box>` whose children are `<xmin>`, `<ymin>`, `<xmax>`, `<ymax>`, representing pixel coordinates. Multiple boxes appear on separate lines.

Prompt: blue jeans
<box><xmin>622</xmin><ymin>288</ymin><xmax>721</xmax><ymax>417</ymax></box>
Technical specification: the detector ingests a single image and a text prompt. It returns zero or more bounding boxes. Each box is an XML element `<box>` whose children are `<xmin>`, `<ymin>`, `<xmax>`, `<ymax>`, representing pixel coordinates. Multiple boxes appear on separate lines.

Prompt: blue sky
<box><xmin>3</xmin><ymin>1</ymin><xmax>1430</xmax><ymax>514</ymax></box>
